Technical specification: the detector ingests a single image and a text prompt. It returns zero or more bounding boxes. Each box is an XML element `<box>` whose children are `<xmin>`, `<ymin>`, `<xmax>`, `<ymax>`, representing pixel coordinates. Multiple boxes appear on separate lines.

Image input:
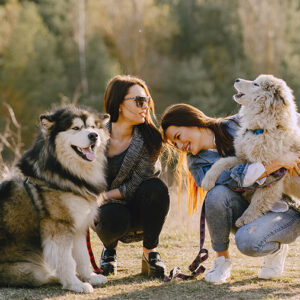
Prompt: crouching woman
<box><xmin>161</xmin><ymin>103</ymin><xmax>300</xmax><ymax>283</ymax></box>
<box><xmin>95</xmin><ymin>75</ymin><xmax>169</xmax><ymax>279</ymax></box>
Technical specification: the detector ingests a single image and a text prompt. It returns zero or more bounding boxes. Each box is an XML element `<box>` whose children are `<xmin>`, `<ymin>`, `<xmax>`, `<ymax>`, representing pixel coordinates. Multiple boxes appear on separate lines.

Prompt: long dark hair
<box><xmin>104</xmin><ymin>75</ymin><xmax>162</xmax><ymax>155</ymax></box>
<box><xmin>161</xmin><ymin>103</ymin><xmax>237</xmax><ymax>157</ymax></box>
<box><xmin>160</xmin><ymin>103</ymin><xmax>238</xmax><ymax>214</ymax></box>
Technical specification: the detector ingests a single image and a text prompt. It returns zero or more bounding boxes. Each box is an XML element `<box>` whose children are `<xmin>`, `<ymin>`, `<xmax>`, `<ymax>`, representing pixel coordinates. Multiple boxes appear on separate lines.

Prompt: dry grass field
<box><xmin>1</xmin><ymin>189</ymin><xmax>300</xmax><ymax>300</ymax></box>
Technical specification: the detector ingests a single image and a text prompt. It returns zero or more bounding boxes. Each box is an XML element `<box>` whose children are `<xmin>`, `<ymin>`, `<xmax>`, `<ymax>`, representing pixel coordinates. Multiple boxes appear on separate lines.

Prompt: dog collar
<box><xmin>252</xmin><ymin>128</ymin><xmax>264</xmax><ymax>135</ymax></box>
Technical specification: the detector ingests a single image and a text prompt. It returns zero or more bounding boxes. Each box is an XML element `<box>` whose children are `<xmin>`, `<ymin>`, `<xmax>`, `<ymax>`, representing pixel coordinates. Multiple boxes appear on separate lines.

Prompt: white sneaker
<box><xmin>204</xmin><ymin>256</ymin><xmax>232</xmax><ymax>283</ymax></box>
<box><xmin>258</xmin><ymin>244</ymin><xmax>288</xmax><ymax>279</ymax></box>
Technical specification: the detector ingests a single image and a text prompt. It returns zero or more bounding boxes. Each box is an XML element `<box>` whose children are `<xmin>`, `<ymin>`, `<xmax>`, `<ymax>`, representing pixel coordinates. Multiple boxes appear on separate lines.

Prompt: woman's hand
<box><xmin>257</xmin><ymin>151</ymin><xmax>300</xmax><ymax>180</ymax></box>
<box><xmin>268</xmin><ymin>151</ymin><xmax>300</xmax><ymax>177</ymax></box>
<box><xmin>100</xmin><ymin>189</ymin><xmax>123</xmax><ymax>202</ymax></box>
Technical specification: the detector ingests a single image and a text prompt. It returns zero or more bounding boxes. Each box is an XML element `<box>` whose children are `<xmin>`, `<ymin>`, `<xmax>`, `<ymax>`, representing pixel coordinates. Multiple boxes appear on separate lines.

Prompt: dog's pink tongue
<box><xmin>82</xmin><ymin>147</ymin><xmax>95</xmax><ymax>161</ymax></box>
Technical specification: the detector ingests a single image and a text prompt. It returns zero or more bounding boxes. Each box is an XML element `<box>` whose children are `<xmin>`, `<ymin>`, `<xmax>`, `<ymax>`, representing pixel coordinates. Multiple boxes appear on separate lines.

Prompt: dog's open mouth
<box><xmin>71</xmin><ymin>144</ymin><xmax>96</xmax><ymax>161</ymax></box>
<box><xmin>235</xmin><ymin>92</ymin><xmax>245</xmax><ymax>98</ymax></box>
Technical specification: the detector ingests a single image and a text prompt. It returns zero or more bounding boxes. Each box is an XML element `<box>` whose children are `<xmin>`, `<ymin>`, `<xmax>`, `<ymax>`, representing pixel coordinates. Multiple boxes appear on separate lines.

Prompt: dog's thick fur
<box><xmin>201</xmin><ymin>75</ymin><xmax>300</xmax><ymax>227</ymax></box>
<box><xmin>0</xmin><ymin>105</ymin><xmax>109</xmax><ymax>293</ymax></box>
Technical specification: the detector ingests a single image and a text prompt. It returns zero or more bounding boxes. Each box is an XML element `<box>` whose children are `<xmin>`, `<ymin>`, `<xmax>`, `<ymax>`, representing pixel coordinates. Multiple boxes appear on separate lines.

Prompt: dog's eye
<box><xmin>254</xmin><ymin>83</ymin><xmax>259</xmax><ymax>87</ymax></box>
<box><xmin>91</xmin><ymin>125</ymin><xmax>95</xmax><ymax>129</ymax></box>
<box><xmin>72</xmin><ymin>127</ymin><xmax>80</xmax><ymax>130</ymax></box>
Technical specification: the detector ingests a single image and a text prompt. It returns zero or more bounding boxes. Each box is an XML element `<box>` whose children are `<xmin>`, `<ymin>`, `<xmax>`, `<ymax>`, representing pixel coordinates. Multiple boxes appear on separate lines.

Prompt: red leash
<box><xmin>86</xmin><ymin>229</ymin><xmax>103</xmax><ymax>274</ymax></box>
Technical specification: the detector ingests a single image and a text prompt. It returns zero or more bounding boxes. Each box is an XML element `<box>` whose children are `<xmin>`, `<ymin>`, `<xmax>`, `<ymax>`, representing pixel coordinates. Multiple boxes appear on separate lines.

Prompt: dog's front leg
<box><xmin>201</xmin><ymin>156</ymin><xmax>242</xmax><ymax>191</ymax></box>
<box><xmin>41</xmin><ymin>221</ymin><xmax>94</xmax><ymax>293</ymax></box>
<box><xmin>235</xmin><ymin>182</ymin><xmax>284</xmax><ymax>227</ymax></box>
<box><xmin>235</xmin><ymin>197</ymin><xmax>264</xmax><ymax>228</ymax></box>
<box><xmin>73</xmin><ymin>230</ymin><xmax>107</xmax><ymax>286</ymax></box>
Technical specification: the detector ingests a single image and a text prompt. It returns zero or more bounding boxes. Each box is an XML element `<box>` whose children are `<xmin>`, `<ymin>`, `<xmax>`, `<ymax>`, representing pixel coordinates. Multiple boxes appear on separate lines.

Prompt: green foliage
<box><xmin>0</xmin><ymin>0</ymin><xmax>119</xmax><ymax>147</ymax></box>
<box><xmin>1</xmin><ymin>0</ymin><xmax>300</xmax><ymax>154</ymax></box>
<box><xmin>163</xmin><ymin>0</ymin><xmax>251</xmax><ymax>115</ymax></box>
<box><xmin>85</xmin><ymin>34</ymin><xmax>120</xmax><ymax>110</ymax></box>
<box><xmin>280</xmin><ymin>0</ymin><xmax>300</xmax><ymax>109</ymax></box>
<box><xmin>37</xmin><ymin>0</ymin><xmax>82</xmax><ymax>98</ymax></box>
<box><xmin>37</xmin><ymin>0</ymin><xmax>120</xmax><ymax>108</ymax></box>
<box><xmin>0</xmin><ymin>1</ymin><xmax>67</xmax><ymax>144</ymax></box>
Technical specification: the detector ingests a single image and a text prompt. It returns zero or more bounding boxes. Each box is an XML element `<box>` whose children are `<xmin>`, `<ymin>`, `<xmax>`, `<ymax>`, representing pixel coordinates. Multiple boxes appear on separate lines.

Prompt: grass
<box><xmin>1</xmin><ymin>189</ymin><xmax>300</xmax><ymax>300</ymax></box>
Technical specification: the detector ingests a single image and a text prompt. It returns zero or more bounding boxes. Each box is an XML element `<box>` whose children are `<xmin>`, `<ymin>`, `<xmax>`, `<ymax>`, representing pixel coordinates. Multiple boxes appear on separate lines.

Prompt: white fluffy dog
<box><xmin>201</xmin><ymin>74</ymin><xmax>300</xmax><ymax>227</ymax></box>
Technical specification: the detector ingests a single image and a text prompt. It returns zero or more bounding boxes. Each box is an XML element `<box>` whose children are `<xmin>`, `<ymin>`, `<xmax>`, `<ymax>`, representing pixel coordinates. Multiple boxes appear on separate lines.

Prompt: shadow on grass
<box><xmin>106</xmin><ymin>273</ymin><xmax>149</xmax><ymax>286</ymax></box>
<box><xmin>0</xmin><ymin>284</ymin><xmax>68</xmax><ymax>300</ymax></box>
<box><xmin>2</xmin><ymin>275</ymin><xmax>300</xmax><ymax>300</ymax></box>
<box><xmin>101</xmin><ymin>276</ymin><xmax>300</xmax><ymax>300</ymax></box>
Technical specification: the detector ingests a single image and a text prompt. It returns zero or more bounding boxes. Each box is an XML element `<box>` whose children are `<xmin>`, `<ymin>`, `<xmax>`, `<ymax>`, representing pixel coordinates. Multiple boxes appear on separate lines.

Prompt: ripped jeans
<box><xmin>205</xmin><ymin>185</ymin><xmax>300</xmax><ymax>256</ymax></box>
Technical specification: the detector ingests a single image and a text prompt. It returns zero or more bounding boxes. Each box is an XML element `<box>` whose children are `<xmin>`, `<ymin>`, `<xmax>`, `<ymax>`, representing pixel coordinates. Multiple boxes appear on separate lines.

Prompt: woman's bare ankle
<box><xmin>143</xmin><ymin>247</ymin><xmax>157</xmax><ymax>260</ymax></box>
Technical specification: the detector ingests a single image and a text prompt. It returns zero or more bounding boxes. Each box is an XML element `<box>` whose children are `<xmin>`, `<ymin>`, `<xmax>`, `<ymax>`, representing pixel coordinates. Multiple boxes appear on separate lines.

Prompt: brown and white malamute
<box><xmin>0</xmin><ymin>105</ymin><xmax>109</xmax><ymax>293</ymax></box>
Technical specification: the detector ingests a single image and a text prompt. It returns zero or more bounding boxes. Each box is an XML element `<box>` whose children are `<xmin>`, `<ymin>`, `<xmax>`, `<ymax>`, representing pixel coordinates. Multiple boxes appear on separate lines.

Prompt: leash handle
<box><xmin>86</xmin><ymin>229</ymin><xmax>103</xmax><ymax>275</ymax></box>
<box><xmin>164</xmin><ymin>204</ymin><xmax>208</xmax><ymax>281</ymax></box>
<box><xmin>189</xmin><ymin>204</ymin><xmax>208</xmax><ymax>275</ymax></box>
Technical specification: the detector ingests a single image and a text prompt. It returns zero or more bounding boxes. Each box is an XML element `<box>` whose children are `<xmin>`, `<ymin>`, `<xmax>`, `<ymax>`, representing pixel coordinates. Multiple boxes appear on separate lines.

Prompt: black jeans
<box><xmin>95</xmin><ymin>178</ymin><xmax>170</xmax><ymax>250</ymax></box>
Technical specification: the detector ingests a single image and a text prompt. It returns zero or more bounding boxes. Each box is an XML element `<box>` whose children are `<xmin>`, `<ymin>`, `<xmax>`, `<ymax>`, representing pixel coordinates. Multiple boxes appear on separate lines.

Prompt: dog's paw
<box><xmin>66</xmin><ymin>282</ymin><xmax>94</xmax><ymax>293</ymax></box>
<box><xmin>88</xmin><ymin>273</ymin><xmax>107</xmax><ymax>286</ymax></box>
<box><xmin>235</xmin><ymin>217</ymin><xmax>244</xmax><ymax>228</ymax></box>
<box><xmin>235</xmin><ymin>214</ymin><xmax>255</xmax><ymax>228</ymax></box>
<box><xmin>201</xmin><ymin>175</ymin><xmax>217</xmax><ymax>191</ymax></box>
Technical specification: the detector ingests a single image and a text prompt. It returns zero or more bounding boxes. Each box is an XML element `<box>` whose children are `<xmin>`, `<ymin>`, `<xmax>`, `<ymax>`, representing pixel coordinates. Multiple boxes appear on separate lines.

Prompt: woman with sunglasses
<box><xmin>160</xmin><ymin>103</ymin><xmax>300</xmax><ymax>283</ymax></box>
<box><xmin>94</xmin><ymin>75</ymin><xmax>169</xmax><ymax>278</ymax></box>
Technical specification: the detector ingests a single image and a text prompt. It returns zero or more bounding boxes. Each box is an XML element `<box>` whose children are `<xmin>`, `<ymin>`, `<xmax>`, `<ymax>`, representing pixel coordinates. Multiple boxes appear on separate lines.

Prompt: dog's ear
<box><xmin>99</xmin><ymin>113</ymin><xmax>110</xmax><ymax>121</ymax></box>
<box><xmin>261</xmin><ymin>81</ymin><xmax>271</xmax><ymax>91</ymax></box>
<box><xmin>40</xmin><ymin>114</ymin><xmax>55</xmax><ymax>133</ymax></box>
<box><xmin>274</xmin><ymin>84</ymin><xmax>287</xmax><ymax>105</ymax></box>
<box><xmin>95</xmin><ymin>113</ymin><xmax>110</xmax><ymax>128</ymax></box>
<box><xmin>261</xmin><ymin>79</ymin><xmax>286</xmax><ymax>105</ymax></box>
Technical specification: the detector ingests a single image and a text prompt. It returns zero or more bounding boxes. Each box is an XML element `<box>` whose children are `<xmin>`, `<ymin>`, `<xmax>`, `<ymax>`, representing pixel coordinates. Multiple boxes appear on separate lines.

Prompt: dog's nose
<box><xmin>88</xmin><ymin>132</ymin><xmax>98</xmax><ymax>141</ymax></box>
<box><xmin>235</xmin><ymin>78</ymin><xmax>240</xmax><ymax>83</ymax></box>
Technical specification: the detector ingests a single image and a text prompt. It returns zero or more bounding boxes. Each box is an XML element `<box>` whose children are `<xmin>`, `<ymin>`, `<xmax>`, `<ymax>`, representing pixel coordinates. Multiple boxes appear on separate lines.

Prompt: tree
<box><xmin>0</xmin><ymin>0</ymin><xmax>120</xmax><ymax>148</ymax></box>
<box><xmin>280</xmin><ymin>0</ymin><xmax>300</xmax><ymax>109</ymax></box>
<box><xmin>38</xmin><ymin>0</ymin><xmax>120</xmax><ymax>109</ymax></box>
<box><xmin>77</xmin><ymin>0</ymin><xmax>88</xmax><ymax>95</ymax></box>
<box><xmin>87</xmin><ymin>0</ymin><xmax>176</xmax><ymax>75</ymax></box>
<box><xmin>163</xmin><ymin>0</ymin><xmax>250</xmax><ymax>115</ymax></box>
<box><xmin>238</xmin><ymin>0</ymin><xmax>288</xmax><ymax>75</ymax></box>
<box><xmin>0</xmin><ymin>1</ymin><xmax>67</xmax><ymax>144</ymax></box>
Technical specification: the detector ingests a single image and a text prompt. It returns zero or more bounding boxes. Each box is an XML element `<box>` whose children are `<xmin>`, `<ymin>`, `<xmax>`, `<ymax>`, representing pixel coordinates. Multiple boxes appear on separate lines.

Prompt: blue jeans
<box><xmin>205</xmin><ymin>185</ymin><xmax>300</xmax><ymax>256</ymax></box>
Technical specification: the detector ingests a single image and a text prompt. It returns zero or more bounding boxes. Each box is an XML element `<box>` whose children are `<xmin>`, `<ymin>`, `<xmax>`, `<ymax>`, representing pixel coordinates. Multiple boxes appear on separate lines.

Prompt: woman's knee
<box><xmin>235</xmin><ymin>226</ymin><xmax>263</xmax><ymax>257</ymax></box>
<box><xmin>205</xmin><ymin>185</ymin><xmax>232</xmax><ymax>213</ymax></box>
<box><xmin>97</xmin><ymin>204</ymin><xmax>130</xmax><ymax>234</ymax></box>
<box><xmin>137</xmin><ymin>178</ymin><xmax>170</xmax><ymax>207</ymax></box>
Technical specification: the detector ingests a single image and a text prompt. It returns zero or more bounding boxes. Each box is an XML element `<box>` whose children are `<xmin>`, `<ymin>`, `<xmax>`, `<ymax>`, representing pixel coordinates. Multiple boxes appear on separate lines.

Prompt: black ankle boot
<box><xmin>100</xmin><ymin>248</ymin><xmax>117</xmax><ymax>276</ymax></box>
<box><xmin>142</xmin><ymin>252</ymin><xmax>166</xmax><ymax>279</ymax></box>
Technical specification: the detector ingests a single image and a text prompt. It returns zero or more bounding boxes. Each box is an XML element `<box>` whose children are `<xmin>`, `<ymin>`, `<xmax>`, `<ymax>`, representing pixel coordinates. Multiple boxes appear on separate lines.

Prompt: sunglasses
<box><xmin>124</xmin><ymin>96</ymin><xmax>150</xmax><ymax>108</ymax></box>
